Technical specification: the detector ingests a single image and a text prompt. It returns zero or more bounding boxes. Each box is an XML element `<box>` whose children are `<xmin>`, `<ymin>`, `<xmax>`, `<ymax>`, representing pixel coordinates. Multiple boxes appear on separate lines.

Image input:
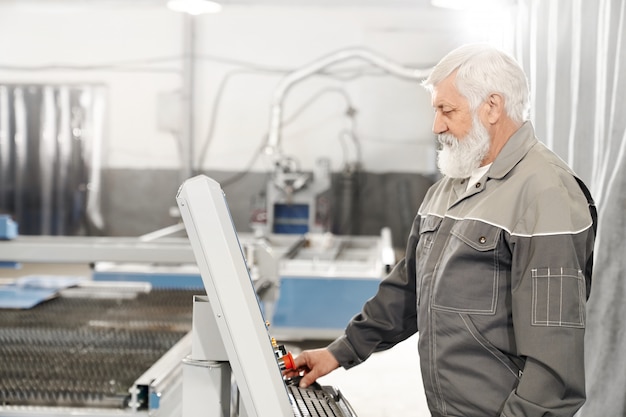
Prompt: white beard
<box><xmin>436</xmin><ymin>116</ymin><xmax>491</xmax><ymax>179</ymax></box>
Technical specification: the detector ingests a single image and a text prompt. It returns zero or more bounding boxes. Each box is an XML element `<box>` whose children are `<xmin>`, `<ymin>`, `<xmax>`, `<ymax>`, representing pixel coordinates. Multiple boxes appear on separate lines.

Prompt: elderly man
<box><xmin>284</xmin><ymin>44</ymin><xmax>597</xmax><ymax>417</ymax></box>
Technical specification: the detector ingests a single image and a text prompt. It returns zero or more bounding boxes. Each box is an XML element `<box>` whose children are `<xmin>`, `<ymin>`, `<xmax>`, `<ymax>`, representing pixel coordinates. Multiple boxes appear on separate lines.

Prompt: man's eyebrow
<box><xmin>433</xmin><ymin>102</ymin><xmax>455</xmax><ymax>110</ymax></box>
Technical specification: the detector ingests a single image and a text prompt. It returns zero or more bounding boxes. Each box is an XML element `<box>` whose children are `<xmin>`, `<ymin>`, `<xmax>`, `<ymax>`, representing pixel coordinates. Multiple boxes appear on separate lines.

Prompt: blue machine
<box><xmin>252</xmin><ymin>157</ymin><xmax>333</xmax><ymax>237</ymax></box>
<box><xmin>271</xmin><ymin>275</ymin><xmax>379</xmax><ymax>332</ymax></box>
<box><xmin>244</xmin><ymin>231</ymin><xmax>394</xmax><ymax>340</ymax></box>
<box><xmin>0</xmin><ymin>215</ymin><xmax>19</xmax><ymax>269</ymax></box>
<box><xmin>0</xmin><ymin>215</ymin><xmax>17</xmax><ymax>240</ymax></box>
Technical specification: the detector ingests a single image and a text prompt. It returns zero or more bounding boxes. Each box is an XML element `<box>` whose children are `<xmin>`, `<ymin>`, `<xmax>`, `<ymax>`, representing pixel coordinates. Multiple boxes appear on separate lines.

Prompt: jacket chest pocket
<box><xmin>432</xmin><ymin>219</ymin><xmax>502</xmax><ymax>314</ymax></box>
<box><xmin>417</xmin><ymin>215</ymin><xmax>442</xmax><ymax>250</ymax></box>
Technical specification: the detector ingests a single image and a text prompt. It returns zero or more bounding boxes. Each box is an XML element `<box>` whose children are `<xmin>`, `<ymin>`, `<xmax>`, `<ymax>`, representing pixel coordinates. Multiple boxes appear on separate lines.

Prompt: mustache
<box><xmin>437</xmin><ymin>134</ymin><xmax>459</xmax><ymax>148</ymax></box>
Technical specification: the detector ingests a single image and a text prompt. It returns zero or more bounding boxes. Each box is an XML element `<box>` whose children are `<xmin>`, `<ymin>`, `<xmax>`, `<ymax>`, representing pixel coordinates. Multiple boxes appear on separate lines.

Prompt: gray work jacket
<box><xmin>328</xmin><ymin>122</ymin><xmax>596</xmax><ymax>417</ymax></box>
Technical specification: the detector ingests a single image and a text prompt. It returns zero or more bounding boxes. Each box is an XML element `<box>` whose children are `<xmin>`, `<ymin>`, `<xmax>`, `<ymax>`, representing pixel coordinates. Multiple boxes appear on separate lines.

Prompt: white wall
<box><xmin>0</xmin><ymin>1</ymin><xmax>516</xmax><ymax>174</ymax></box>
<box><xmin>0</xmin><ymin>3</ymin><xmax>184</xmax><ymax>169</ymax></box>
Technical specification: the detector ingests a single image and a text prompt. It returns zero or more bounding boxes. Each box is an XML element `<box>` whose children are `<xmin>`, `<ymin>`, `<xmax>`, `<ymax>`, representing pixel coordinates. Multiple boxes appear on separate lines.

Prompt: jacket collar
<box><xmin>488</xmin><ymin>121</ymin><xmax>537</xmax><ymax>180</ymax></box>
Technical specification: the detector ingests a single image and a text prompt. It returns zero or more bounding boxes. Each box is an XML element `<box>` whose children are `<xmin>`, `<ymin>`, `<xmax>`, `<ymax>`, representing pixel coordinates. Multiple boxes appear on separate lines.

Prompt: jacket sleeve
<box><xmin>328</xmin><ymin>215</ymin><xmax>420</xmax><ymax>369</ymax></box>
<box><xmin>501</xmin><ymin>180</ymin><xmax>596</xmax><ymax>417</ymax></box>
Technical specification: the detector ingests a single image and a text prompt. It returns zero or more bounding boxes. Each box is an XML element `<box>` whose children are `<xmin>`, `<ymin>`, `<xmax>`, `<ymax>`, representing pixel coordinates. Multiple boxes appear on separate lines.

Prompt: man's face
<box><xmin>431</xmin><ymin>73</ymin><xmax>492</xmax><ymax>178</ymax></box>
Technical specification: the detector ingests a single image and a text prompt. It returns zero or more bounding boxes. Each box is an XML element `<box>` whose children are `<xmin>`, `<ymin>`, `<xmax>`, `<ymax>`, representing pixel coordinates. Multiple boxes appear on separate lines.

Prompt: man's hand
<box><xmin>283</xmin><ymin>348</ymin><xmax>340</xmax><ymax>388</ymax></box>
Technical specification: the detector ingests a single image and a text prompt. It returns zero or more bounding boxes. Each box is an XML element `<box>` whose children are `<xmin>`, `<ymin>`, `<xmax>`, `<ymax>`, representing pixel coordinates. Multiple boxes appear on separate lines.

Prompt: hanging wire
<box><xmin>0</xmin><ymin>56</ymin><xmax>184</xmax><ymax>73</ymax></box>
<box><xmin>193</xmin><ymin>68</ymin><xmax>271</xmax><ymax>172</ymax></box>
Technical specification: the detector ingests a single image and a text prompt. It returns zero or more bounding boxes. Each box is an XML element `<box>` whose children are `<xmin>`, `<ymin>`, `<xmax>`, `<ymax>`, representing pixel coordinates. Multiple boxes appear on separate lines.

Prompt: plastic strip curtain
<box><xmin>0</xmin><ymin>84</ymin><xmax>105</xmax><ymax>235</ymax></box>
<box><xmin>515</xmin><ymin>1</ymin><xmax>626</xmax><ymax>416</ymax></box>
<box><xmin>0</xmin><ymin>87</ymin><xmax>8</xmax><ymax>209</ymax></box>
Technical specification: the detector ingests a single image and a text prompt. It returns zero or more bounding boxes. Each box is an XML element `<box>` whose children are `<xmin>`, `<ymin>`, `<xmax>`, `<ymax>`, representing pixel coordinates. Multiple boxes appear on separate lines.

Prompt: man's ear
<box><xmin>486</xmin><ymin>93</ymin><xmax>505</xmax><ymax>124</ymax></box>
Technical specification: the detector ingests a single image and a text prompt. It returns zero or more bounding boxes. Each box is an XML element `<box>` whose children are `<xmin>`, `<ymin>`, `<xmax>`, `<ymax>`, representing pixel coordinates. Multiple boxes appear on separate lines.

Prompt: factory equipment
<box><xmin>0</xmin><ymin>280</ymin><xmax>199</xmax><ymax>417</ymax></box>
<box><xmin>243</xmin><ymin>229</ymin><xmax>395</xmax><ymax>340</ymax></box>
<box><xmin>0</xmin><ymin>226</ymin><xmax>201</xmax><ymax>417</ymax></box>
<box><xmin>0</xmin><ymin>223</ymin><xmax>393</xmax><ymax>338</ymax></box>
<box><xmin>251</xmin><ymin>157</ymin><xmax>332</xmax><ymax>235</ymax></box>
<box><xmin>0</xmin><ymin>199</ymin><xmax>392</xmax><ymax>416</ymax></box>
<box><xmin>0</xmin><ymin>187</ymin><xmax>386</xmax><ymax>415</ymax></box>
<box><xmin>177</xmin><ymin>175</ymin><xmax>358</xmax><ymax>417</ymax></box>
<box><xmin>0</xmin><ymin>215</ymin><xmax>17</xmax><ymax>239</ymax></box>
<box><xmin>258</xmin><ymin>47</ymin><xmax>431</xmax><ymax>236</ymax></box>
<box><xmin>237</xmin><ymin>48</ymin><xmax>430</xmax><ymax>339</ymax></box>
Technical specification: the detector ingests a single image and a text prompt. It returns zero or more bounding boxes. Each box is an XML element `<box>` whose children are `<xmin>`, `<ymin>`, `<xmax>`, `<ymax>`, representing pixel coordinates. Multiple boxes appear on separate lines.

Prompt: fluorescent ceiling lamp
<box><xmin>431</xmin><ymin>0</ymin><xmax>512</xmax><ymax>10</ymax></box>
<box><xmin>167</xmin><ymin>0</ymin><xmax>222</xmax><ymax>15</ymax></box>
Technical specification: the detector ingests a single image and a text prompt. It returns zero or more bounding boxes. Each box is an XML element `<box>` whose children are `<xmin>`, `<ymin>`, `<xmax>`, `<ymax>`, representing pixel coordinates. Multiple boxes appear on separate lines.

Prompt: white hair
<box><xmin>422</xmin><ymin>44</ymin><xmax>530</xmax><ymax>124</ymax></box>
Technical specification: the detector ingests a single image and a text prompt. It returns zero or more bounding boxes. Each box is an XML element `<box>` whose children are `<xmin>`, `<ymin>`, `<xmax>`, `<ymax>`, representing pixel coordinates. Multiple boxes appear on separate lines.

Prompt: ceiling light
<box><xmin>167</xmin><ymin>0</ymin><xmax>222</xmax><ymax>15</ymax></box>
<box><xmin>431</xmin><ymin>0</ymin><xmax>512</xmax><ymax>10</ymax></box>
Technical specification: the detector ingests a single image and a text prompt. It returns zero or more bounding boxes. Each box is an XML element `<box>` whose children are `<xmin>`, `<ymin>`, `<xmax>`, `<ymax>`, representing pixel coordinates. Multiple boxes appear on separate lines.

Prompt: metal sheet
<box><xmin>0</xmin><ymin>287</ymin><xmax>199</xmax><ymax>413</ymax></box>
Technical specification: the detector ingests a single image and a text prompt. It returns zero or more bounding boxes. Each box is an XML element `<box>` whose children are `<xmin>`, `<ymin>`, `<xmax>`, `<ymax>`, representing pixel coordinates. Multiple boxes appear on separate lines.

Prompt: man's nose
<box><xmin>432</xmin><ymin>112</ymin><xmax>447</xmax><ymax>135</ymax></box>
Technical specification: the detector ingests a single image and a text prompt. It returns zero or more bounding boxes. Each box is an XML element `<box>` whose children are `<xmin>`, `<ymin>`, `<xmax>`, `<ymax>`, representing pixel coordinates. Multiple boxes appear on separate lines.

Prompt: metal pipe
<box><xmin>264</xmin><ymin>47</ymin><xmax>432</xmax><ymax>160</ymax></box>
